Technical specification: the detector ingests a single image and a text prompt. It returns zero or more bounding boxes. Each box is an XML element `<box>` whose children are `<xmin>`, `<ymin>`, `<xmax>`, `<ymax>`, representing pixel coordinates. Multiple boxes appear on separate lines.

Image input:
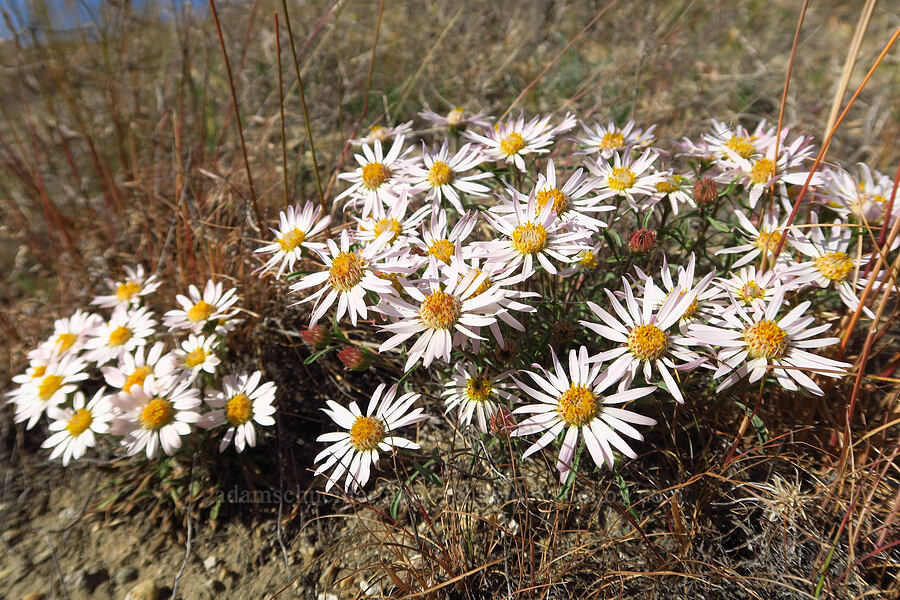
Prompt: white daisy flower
<box><xmin>349</xmin><ymin>121</ymin><xmax>414</xmax><ymax>146</ymax></box>
<box><xmin>688</xmin><ymin>286</ymin><xmax>851</xmax><ymax>395</ymax></box>
<box><xmin>289</xmin><ymin>229</ymin><xmax>406</xmax><ymax>327</ymax></box>
<box><xmin>407</xmin><ymin>141</ymin><xmax>493</xmax><ymax>213</ymax></box>
<box><xmin>254</xmin><ymin>202</ymin><xmax>331</xmax><ymax>279</ymax></box>
<box><xmin>646</xmin><ymin>172</ymin><xmax>695</xmax><ymax>215</ymax></box>
<box><xmin>419</xmin><ymin>107</ymin><xmax>492</xmax><ymax>131</ymax></box>
<box><xmin>336</xmin><ymin>136</ymin><xmax>412</xmax><ymax>217</ymax></box>
<box><xmin>511</xmin><ymin>346</ymin><xmax>657</xmax><ymax>482</ymax></box>
<box><xmin>411</xmin><ymin>210</ymin><xmax>479</xmax><ymax>265</ymax></box>
<box><xmin>10</xmin><ymin>353</ymin><xmax>89</xmax><ymax>430</ymax></box>
<box><xmin>442</xmin><ymin>362</ymin><xmax>515</xmax><ymax>433</ymax></box>
<box><xmin>478</xmin><ymin>189</ymin><xmax>592</xmax><ymax>275</ymax></box>
<box><xmin>114</xmin><ymin>375</ymin><xmax>202</xmax><ymax>458</ymax></box>
<box><xmin>716</xmin><ymin>208</ymin><xmax>798</xmax><ymax>269</ymax></box>
<box><xmin>573</xmin><ymin>119</ymin><xmax>656</xmax><ymax>158</ymax></box>
<box><xmin>376</xmin><ymin>261</ymin><xmax>506</xmax><ymax>371</ymax></box>
<box><xmin>491</xmin><ymin>159</ymin><xmax>613</xmax><ymax>230</ymax></box>
<box><xmin>314</xmin><ymin>383</ymin><xmax>427</xmax><ymax>493</ymax></box>
<box><xmin>635</xmin><ymin>254</ymin><xmax>719</xmax><ymax>326</ymax></box>
<box><xmin>786</xmin><ymin>217</ymin><xmax>875</xmax><ymax>318</ymax></box>
<box><xmin>463</xmin><ymin>112</ymin><xmax>574</xmax><ymax>172</ymax></box>
<box><xmin>439</xmin><ymin>255</ymin><xmax>538</xmax><ymax>352</ymax></box>
<box><xmin>354</xmin><ymin>192</ymin><xmax>430</xmax><ymax>248</ymax></box>
<box><xmin>42</xmin><ymin>389</ymin><xmax>113</xmax><ymax>466</ymax></box>
<box><xmin>713</xmin><ymin>265</ymin><xmax>791</xmax><ymax>312</ymax></box>
<box><xmin>38</xmin><ymin>309</ymin><xmax>102</xmax><ymax>357</ymax></box>
<box><xmin>91</xmin><ymin>265</ymin><xmax>162</xmax><ymax>309</ymax></box>
<box><xmin>823</xmin><ymin>164</ymin><xmax>899</xmax><ymax>227</ymax></box>
<box><xmin>588</xmin><ymin>149</ymin><xmax>665</xmax><ymax>210</ymax></box>
<box><xmin>162</xmin><ymin>280</ymin><xmax>240</xmax><ymax>334</ymax></box>
<box><xmin>581</xmin><ymin>277</ymin><xmax>706</xmax><ymax>404</ymax></box>
<box><xmin>83</xmin><ymin>306</ymin><xmax>157</xmax><ymax>365</ymax></box>
<box><xmin>101</xmin><ymin>342</ymin><xmax>173</xmax><ymax>394</ymax></box>
<box><xmin>699</xmin><ymin>119</ymin><xmax>776</xmax><ymax>162</ymax></box>
<box><xmin>715</xmin><ymin>132</ymin><xmax>820</xmax><ymax>208</ymax></box>
<box><xmin>202</xmin><ymin>371</ymin><xmax>276</xmax><ymax>453</ymax></box>
<box><xmin>162</xmin><ymin>334</ymin><xmax>221</xmax><ymax>382</ymax></box>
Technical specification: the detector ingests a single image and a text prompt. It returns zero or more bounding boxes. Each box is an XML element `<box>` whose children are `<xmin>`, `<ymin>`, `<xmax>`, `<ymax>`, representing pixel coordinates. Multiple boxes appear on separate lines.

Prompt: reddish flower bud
<box><xmin>490</xmin><ymin>406</ymin><xmax>517</xmax><ymax>437</ymax></box>
<box><xmin>693</xmin><ymin>177</ymin><xmax>718</xmax><ymax>206</ymax></box>
<box><xmin>337</xmin><ymin>346</ymin><xmax>371</xmax><ymax>371</ymax></box>
<box><xmin>629</xmin><ymin>228</ymin><xmax>657</xmax><ymax>254</ymax></box>
<box><xmin>300</xmin><ymin>324</ymin><xmax>330</xmax><ymax>349</ymax></box>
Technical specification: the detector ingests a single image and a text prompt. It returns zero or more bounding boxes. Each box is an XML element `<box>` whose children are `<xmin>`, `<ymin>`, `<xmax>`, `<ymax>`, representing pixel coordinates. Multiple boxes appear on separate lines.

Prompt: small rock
<box><xmin>202</xmin><ymin>555</ymin><xmax>217</xmax><ymax>572</ymax></box>
<box><xmin>63</xmin><ymin>568</ymin><xmax>87</xmax><ymax>590</ymax></box>
<box><xmin>21</xmin><ymin>594</ymin><xmax>46</xmax><ymax>600</ymax></box>
<box><xmin>57</xmin><ymin>507</ymin><xmax>79</xmax><ymax>523</ymax></box>
<box><xmin>124</xmin><ymin>580</ymin><xmax>159</xmax><ymax>600</ymax></box>
<box><xmin>114</xmin><ymin>567</ymin><xmax>138</xmax><ymax>585</ymax></box>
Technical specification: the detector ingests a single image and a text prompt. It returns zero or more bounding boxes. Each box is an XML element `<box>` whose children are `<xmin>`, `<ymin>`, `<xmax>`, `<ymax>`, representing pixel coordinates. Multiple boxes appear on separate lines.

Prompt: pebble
<box><xmin>114</xmin><ymin>566</ymin><xmax>139</xmax><ymax>585</ymax></box>
<box><xmin>203</xmin><ymin>555</ymin><xmax>217</xmax><ymax>572</ymax></box>
<box><xmin>21</xmin><ymin>594</ymin><xmax>45</xmax><ymax>600</ymax></box>
<box><xmin>63</xmin><ymin>568</ymin><xmax>86</xmax><ymax>590</ymax></box>
<box><xmin>123</xmin><ymin>580</ymin><xmax>159</xmax><ymax>600</ymax></box>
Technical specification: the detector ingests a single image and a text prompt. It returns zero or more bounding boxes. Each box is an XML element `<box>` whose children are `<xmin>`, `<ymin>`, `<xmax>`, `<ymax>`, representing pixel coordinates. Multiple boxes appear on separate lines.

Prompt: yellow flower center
<box><xmin>225</xmin><ymin>393</ymin><xmax>253</xmax><ymax>426</ymax></box>
<box><xmin>753</xmin><ymin>231</ymin><xmax>784</xmax><ymax>255</ymax></box>
<box><xmin>814</xmin><ymin>251</ymin><xmax>853</xmax><ymax>282</ymax></box>
<box><xmin>427</xmin><ymin>160</ymin><xmax>454</xmax><ymax>187</ymax></box>
<box><xmin>419</xmin><ymin>291</ymin><xmax>462</xmax><ymax>330</ymax></box>
<box><xmin>627</xmin><ymin>324</ymin><xmax>669</xmax><ymax>361</ymax></box>
<box><xmin>349</xmin><ymin>415</ymin><xmax>386</xmax><ymax>451</ymax></box>
<box><xmin>726</xmin><ymin>134</ymin><xmax>755</xmax><ymax>159</ymax></box>
<box><xmin>579</xmin><ymin>250</ymin><xmax>598</xmax><ymax>268</ymax></box>
<box><xmin>427</xmin><ymin>238</ymin><xmax>455</xmax><ymax>264</ymax></box>
<box><xmin>66</xmin><ymin>409</ymin><xmax>93</xmax><ymax>436</ymax></box>
<box><xmin>116</xmin><ymin>281</ymin><xmax>142</xmax><ymax>301</ymax></box>
<box><xmin>108</xmin><ymin>325</ymin><xmax>133</xmax><ymax>347</ymax></box>
<box><xmin>188</xmin><ymin>300</ymin><xmax>215</xmax><ymax>323</ymax></box>
<box><xmin>607</xmin><ymin>167</ymin><xmax>636</xmax><ymax>192</ymax></box>
<box><xmin>184</xmin><ymin>348</ymin><xmax>207</xmax><ymax>368</ymax></box>
<box><xmin>465</xmin><ymin>376</ymin><xmax>493</xmax><ymax>402</ymax></box>
<box><xmin>738</xmin><ymin>280</ymin><xmax>765</xmax><ymax>304</ymax></box>
<box><xmin>373</xmin><ymin>217</ymin><xmax>402</xmax><ymax>244</ymax></box>
<box><xmin>465</xmin><ymin>269</ymin><xmax>492</xmax><ymax>298</ymax></box>
<box><xmin>329</xmin><ymin>251</ymin><xmax>365</xmax><ymax>291</ymax></box>
<box><xmin>656</xmin><ymin>179</ymin><xmax>678</xmax><ymax>194</ymax></box>
<box><xmin>500</xmin><ymin>132</ymin><xmax>525</xmax><ymax>156</ymax></box>
<box><xmin>55</xmin><ymin>333</ymin><xmax>77</xmax><ymax>353</ymax></box>
<box><xmin>446</xmin><ymin>107</ymin><xmax>464</xmax><ymax>126</ymax></box>
<box><xmin>556</xmin><ymin>384</ymin><xmax>598</xmax><ymax>427</ymax></box>
<box><xmin>511</xmin><ymin>222</ymin><xmax>548</xmax><ymax>255</ymax></box>
<box><xmin>124</xmin><ymin>366</ymin><xmax>153</xmax><ymax>391</ymax></box>
<box><xmin>599</xmin><ymin>131</ymin><xmax>625</xmax><ymax>150</ymax></box>
<box><xmin>750</xmin><ymin>158</ymin><xmax>774</xmax><ymax>185</ymax></box>
<box><xmin>38</xmin><ymin>374</ymin><xmax>64</xmax><ymax>401</ymax></box>
<box><xmin>535</xmin><ymin>187</ymin><xmax>570</xmax><ymax>215</ymax></box>
<box><xmin>744</xmin><ymin>320</ymin><xmax>788</xmax><ymax>360</ymax></box>
<box><xmin>31</xmin><ymin>365</ymin><xmax>47</xmax><ymax>379</ymax></box>
<box><xmin>140</xmin><ymin>397</ymin><xmax>174</xmax><ymax>430</ymax></box>
<box><xmin>278</xmin><ymin>227</ymin><xmax>307</xmax><ymax>252</ymax></box>
<box><xmin>361</xmin><ymin>162</ymin><xmax>391</xmax><ymax>190</ymax></box>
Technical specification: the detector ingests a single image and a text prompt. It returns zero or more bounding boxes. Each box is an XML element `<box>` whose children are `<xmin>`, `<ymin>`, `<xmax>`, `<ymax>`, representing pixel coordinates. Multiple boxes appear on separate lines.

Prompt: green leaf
<box><xmin>734</xmin><ymin>400</ymin><xmax>769</xmax><ymax>443</ymax></box>
<box><xmin>390</xmin><ymin>491</ymin><xmax>402</xmax><ymax>521</ymax></box>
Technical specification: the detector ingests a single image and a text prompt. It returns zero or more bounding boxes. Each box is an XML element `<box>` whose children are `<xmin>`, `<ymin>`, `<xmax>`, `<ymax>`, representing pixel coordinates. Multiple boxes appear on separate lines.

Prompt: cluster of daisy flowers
<box><xmin>248</xmin><ymin>106</ymin><xmax>896</xmax><ymax>495</ymax></box>
<box><xmin>7</xmin><ymin>267</ymin><xmax>278</xmax><ymax>465</ymax></box>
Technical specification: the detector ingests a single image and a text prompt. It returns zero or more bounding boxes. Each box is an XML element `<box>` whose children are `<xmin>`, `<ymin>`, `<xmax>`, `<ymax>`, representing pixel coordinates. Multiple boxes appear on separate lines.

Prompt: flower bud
<box><xmin>337</xmin><ymin>346</ymin><xmax>371</xmax><ymax>371</ymax></box>
<box><xmin>551</xmin><ymin>320</ymin><xmax>576</xmax><ymax>347</ymax></box>
<box><xmin>693</xmin><ymin>177</ymin><xmax>718</xmax><ymax>206</ymax></box>
<box><xmin>300</xmin><ymin>325</ymin><xmax>330</xmax><ymax>349</ymax></box>
<box><xmin>629</xmin><ymin>228</ymin><xmax>657</xmax><ymax>254</ymax></box>
<box><xmin>495</xmin><ymin>340</ymin><xmax>517</xmax><ymax>365</ymax></box>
